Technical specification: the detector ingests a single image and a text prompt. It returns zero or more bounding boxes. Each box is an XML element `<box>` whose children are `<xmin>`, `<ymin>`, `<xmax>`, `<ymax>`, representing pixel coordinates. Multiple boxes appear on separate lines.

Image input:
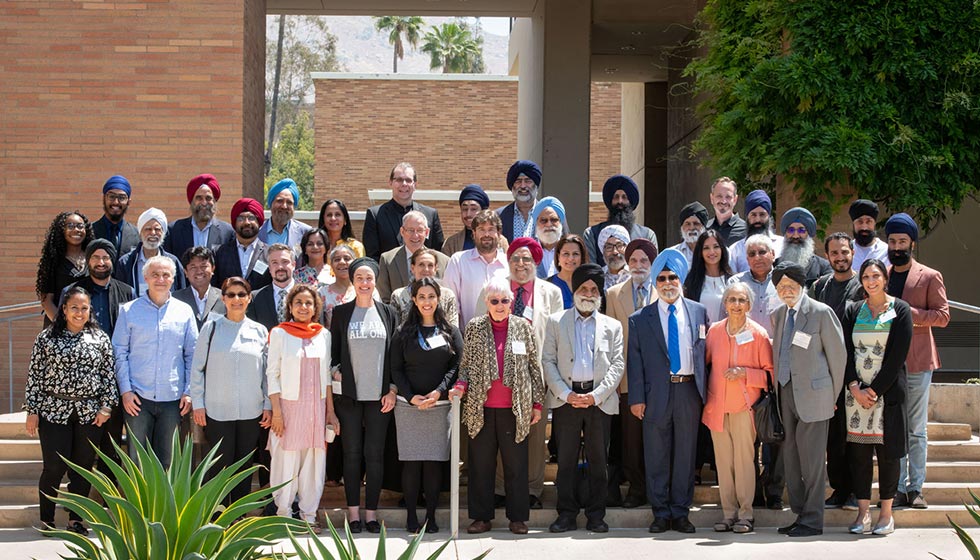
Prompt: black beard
<box><xmin>747</xmin><ymin>222</ymin><xmax>769</xmax><ymax>237</ymax></box>
<box><xmin>853</xmin><ymin>229</ymin><xmax>876</xmax><ymax>247</ymax></box>
<box><xmin>91</xmin><ymin>268</ymin><xmax>112</xmax><ymax>280</ymax></box>
<box><xmin>608</xmin><ymin>206</ymin><xmax>635</xmax><ymax>231</ymax></box>
<box><xmin>889</xmin><ymin>249</ymin><xmax>911</xmax><ymax>267</ymax></box>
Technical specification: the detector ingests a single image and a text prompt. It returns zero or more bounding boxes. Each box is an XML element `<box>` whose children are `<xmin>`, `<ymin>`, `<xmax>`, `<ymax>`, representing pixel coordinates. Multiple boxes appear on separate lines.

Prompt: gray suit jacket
<box><xmin>542</xmin><ymin>309</ymin><xmax>624</xmax><ymax>415</ymax></box>
<box><xmin>770</xmin><ymin>294</ymin><xmax>846</xmax><ymax>423</ymax></box>
<box><xmin>377</xmin><ymin>245</ymin><xmax>449</xmax><ymax>303</ymax></box>
<box><xmin>173</xmin><ymin>286</ymin><xmax>225</xmax><ymax>330</ymax></box>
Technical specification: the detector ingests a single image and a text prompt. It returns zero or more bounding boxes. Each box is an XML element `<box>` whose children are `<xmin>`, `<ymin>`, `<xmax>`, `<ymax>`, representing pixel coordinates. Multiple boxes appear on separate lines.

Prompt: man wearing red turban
<box><xmin>212</xmin><ymin>198</ymin><xmax>272</xmax><ymax>292</ymax></box>
<box><xmin>163</xmin><ymin>173</ymin><xmax>235</xmax><ymax>260</ymax></box>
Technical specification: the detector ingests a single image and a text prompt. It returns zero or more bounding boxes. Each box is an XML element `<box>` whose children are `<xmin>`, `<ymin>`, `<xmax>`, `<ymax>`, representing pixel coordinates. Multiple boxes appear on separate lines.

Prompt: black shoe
<box><xmin>66</xmin><ymin>521</ymin><xmax>89</xmax><ymax>536</ymax></box>
<box><xmin>824</xmin><ymin>491</ymin><xmax>847</xmax><ymax>509</ymax></box>
<box><xmin>366</xmin><ymin>520</ymin><xmax>382</xmax><ymax>534</ymax></box>
<box><xmin>529</xmin><ymin>495</ymin><xmax>543</xmax><ymax>510</ymax></box>
<box><xmin>672</xmin><ymin>516</ymin><xmax>696</xmax><ymax>533</ymax></box>
<box><xmin>261</xmin><ymin>502</ymin><xmax>278</xmax><ymax>517</ymax></box>
<box><xmin>649</xmin><ymin>517</ymin><xmax>670</xmax><ymax>533</ymax></box>
<box><xmin>787</xmin><ymin>524</ymin><xmax>823</xmax><ymax>537</ymax></box>
<box><xmin>586</xmin><ymin>519</ymin><xmax>609</xmax><ymax>533</ymax></box>
<box><xmin>39</xmin><ymin>521</ymin><xmax>56</xmax><ymax>536</ymax></box>
<box><xmin>893</xmin><ymin>492</ymin><xmax>910</xmax><ymax>509</ymax></box>
<box><xmin>622</xmin><ymin>494</ymin><xmax>647</xmax><ymax>509</ymax></box>
<box><xmin>752</xmin><ymin>494</ymin><xmax>766</xmax><ymax>507</ymax></box>
<box><xmin>425</xmin><ymin>517</ymin><xmax>439</xmax><ymax>534</ymax></box>
<box><xmin>407</xmin><ymin>520</ymin><xmax>421</xmax><ymax>534</ymax></box>
<box><xmin>909</xmin><ymin>490</ymin><xmax>928</xmax><ymax>509</ymax></box>
<box><xmin>549</xmin><ymin>516</ymin><xmax>577</xmax><ymax>533</ymax></box>
<box><xmin>348</xmin><ymin>520</ymin><xmax>362</xmax><ymax>534</ymax></box>
<box><xmin>767</xmin><ymin>497</ymin><xmax>784</xmax><ymax>510</ymax></box>
<box><xmin>842</xmin><ymin>494</ymin><xmax>859</xmax><ymax>511</ymax></box>
<box><xmin>494</xmin><ymin>494</ymin><xmax>506</xmax><ymax>508</ymax></box>
<box><xmin>777</xmin><ymin>520</ymin><xmax>800</xmax><ymax>535</ymax></box>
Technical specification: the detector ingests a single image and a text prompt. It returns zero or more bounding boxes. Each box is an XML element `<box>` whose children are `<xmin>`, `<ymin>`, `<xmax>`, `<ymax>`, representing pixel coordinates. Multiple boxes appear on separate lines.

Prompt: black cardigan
<box><xmin>842</xmin><ymin>298</ymin><xmax>914</xmax><ymax>459</ymax></box>
<box><xmin>330</xmin><ymin>299</ymin><xmax>399</xmax><ymax>401</ymax></box>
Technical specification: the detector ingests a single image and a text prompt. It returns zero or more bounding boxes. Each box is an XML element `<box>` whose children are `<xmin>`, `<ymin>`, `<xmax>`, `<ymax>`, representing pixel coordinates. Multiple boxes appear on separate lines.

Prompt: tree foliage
<box><xmin>421</xmin><ymin>22</ymin><xmax>483</xmax><ymax>74</ymax></box>
<box><xmin>685</xmin><ymin>0</ymin><xmax>980</xmax><ymax>232</ymax></box>
<box><xmin>265</xmin><ymin>118</ymin><xmax>315</xmax><ymax>210</ymax></box>
<box><xmin>373</xmin><ymin>16</ymin><xmax>426</xmax><ymax>73</ymax></box>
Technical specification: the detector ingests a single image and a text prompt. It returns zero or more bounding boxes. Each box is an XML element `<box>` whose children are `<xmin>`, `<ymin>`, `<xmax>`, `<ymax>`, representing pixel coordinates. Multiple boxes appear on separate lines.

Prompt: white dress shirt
<box><xmin>442</xmin><ymin>248</ymin><xmax>508</xmax><ymax>329</ymax></box>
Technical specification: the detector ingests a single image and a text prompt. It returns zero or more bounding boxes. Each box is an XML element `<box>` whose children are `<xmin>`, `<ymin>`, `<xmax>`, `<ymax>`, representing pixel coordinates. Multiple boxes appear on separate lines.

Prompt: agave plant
<box><xmin>933</xmin><ymin>489</ymin><xmax>980</xmax><ymax>560</ymax></box>
<box><xmin>44</xmin><ymin>433</ymin><xmax>307</xmax><ymax>559</ymax></box>
<box><xmin>277</xmin><ymin>517</ymin><xmax>491</xmax><ymax>560</ymax></box>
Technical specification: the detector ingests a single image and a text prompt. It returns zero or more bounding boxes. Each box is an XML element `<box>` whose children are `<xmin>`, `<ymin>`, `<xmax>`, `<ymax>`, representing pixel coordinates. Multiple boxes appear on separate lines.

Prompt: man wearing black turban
<box><xmin>582</xmin><ymin>174</ymin><xmax>659</xmax><ymax>267</ymax></box>
<box><xmin>848</xmin><ymin>199</ymin><xmax>890</xmax><ymax>271</ymax></box>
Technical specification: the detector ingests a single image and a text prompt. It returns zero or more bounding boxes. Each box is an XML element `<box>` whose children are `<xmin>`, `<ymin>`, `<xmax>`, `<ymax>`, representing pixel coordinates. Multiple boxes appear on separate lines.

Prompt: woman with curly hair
<box><xmin>36</xmin><ymin>211</ymin><xmax>94</xmax><ymax>323</ymax></box>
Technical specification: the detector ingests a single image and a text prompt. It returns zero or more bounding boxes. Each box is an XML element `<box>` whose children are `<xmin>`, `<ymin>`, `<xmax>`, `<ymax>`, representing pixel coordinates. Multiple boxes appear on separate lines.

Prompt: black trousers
<box><xmin>468</xmin><ymin>407</ymin><xmax>529</xmax><ymax>522</ymax></box>
<box><xmin>616</xmin><ymin>397</ymin><xmax>646</xmax><ymax>499</ymax></box>
<box><xmin>334</xmin><ymin>396</ymin><xmax>391</xmax><ymax>509</ymax></box>
<box><xmin>402</xmin><ymin>460</ymin><xmax>443</xmax><ymax>525</ymax></box>
<box><xmin>204</xmin><ymin>415</ymin><xmax>263</xmax><ymax>506</ymax></box>
<box><xmin>96</xmin><ymin>405</ymin><xmax>124</xmax><ymax>481</ymax></box>
<box><xmin>38</xmin><ymin>415</ymin><xmax>103</xmax><ymax>523</ymax></box>
<box><xmin>256</xmin><ymin>426</ymin><xmax>271</xmax><ymax>488</ymax></box>
<box><xmin>827</xmin><ymin>391</ymin><xmax>851</xmax><ymax>495</ymax></box>
<box><xmin>756</xmin><ymin>441</ymin><xmax>785</xmax><ymax>501</ymax></box>
<box><xmin>553</xmin><ymin>404</ymin><xmax>611</xmax><ymax>522</ymax></box>
<box><xmin>848</xmin><ymin>442</ymin><xmax>900</xmax><ymax>501</ymax></box>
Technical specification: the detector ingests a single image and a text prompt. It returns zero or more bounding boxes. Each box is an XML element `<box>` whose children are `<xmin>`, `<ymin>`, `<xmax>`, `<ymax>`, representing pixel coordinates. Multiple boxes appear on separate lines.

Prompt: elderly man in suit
<box><xmin>604</xmin><ymin>238</ymin><xmax>658</xmax><ymax>508</ymax></box>
<box><xmin>173</xmin><ymin>246</ymin><xmax>225</xmax><ymax>330</ymax></box>
<box><xmin>213</xmin><ymin>198</ymin><xmax>271</xmax><ymax>291</ymax></box>
<box><xmin>93</xmin><ymin>175</ymin><xmax>139</xmax><ymax>261</ymax></box>
<box><xmin>475</xmin><ymin>237</ymin><xmax>564</xmax><ymax>509</ymax></box>
<box><xmin>543</xmin><ymin>263</ymin><xmax>625</xmax><ymax>533</ymax></box>
<box><xmin>771</xmin><ymin>261</ymin><xmax>846</xmax><ymax>537</ymax></box>
<box><xmin>362</xmin><ymin>162</ymin><xmax>445</xmax><ymax>260</ymax></box>
<box><xmin>583</xmin><ymin>175</ymin><xmax>658</xmax><ymax>267</ymax></box>
<box><xmin>164</xmin><ymin>174</ymin><xmax>235</xmax><ymax>259</ymax></box>
<box><xmin>377</xmin><ymin>210</ymin><xmax>448</xmax><ymax>303</ymax></box>
<box><xmin>628</xmin><ymin>248</ymin><xmax>708</xmax><ymax>534</ymax></box>
<box><xmin>259</xmin><ymin>178</ymin><xmax>311</xmax><ymax>252</ymax></box>
<box><xmin>884</xmin><ymin>213</ymin><xmax>949</xmax><ymax>509</ymax></box>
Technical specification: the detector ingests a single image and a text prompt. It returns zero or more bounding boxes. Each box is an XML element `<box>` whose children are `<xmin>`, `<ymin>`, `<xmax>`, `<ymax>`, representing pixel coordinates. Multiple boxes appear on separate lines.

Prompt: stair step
<box><xmin>928</xmin><ymin>422</ymin><xmax>973</xmax><ymax>442</ymax></box>
<box><xmin>0</xmin><ymin>461</ymin><xmax>42</xmax><ymax>480</ymax></box>
<box><xmin>0</xmin><ymin>413</ymin><xmax>33</xmax><ymax>440</ymax></box>
<box><xmin>0</xmin><ymin>440</ymin><xmax>42</xmax><ymax>461</ymax></box>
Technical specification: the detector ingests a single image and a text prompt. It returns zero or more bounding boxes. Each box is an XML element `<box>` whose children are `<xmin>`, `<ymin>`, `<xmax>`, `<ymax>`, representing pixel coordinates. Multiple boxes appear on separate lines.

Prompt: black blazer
<box><xmin>113</xmin><ymin>243</ymin><xmax>187</xmax><ymax>297</ymax></box>
<box><xmin>163</xmin><ymin>217</ymin><xmax>235</xmax><ymax>260</ymax></box>
<box><xmin>362</xmin><ymin>199</ymin><xmax>445</xmax><ymax>261</ymax></box>
<box><xmin>212</xmin><ymin>238</ymin><xmax>271</xmax><ymax>291</ymax></box>
<box><xmin>246</xmin><ymin>284</ymin><xmax>279</xmax><ymax>330</ymax></box>
<box><xmin>842</xmin><ymin>298</ymin><xmax>914</xmax><ymax>459</ymax></box>
<box><xmin>497</xmin><ymin>201</ymin><xmax>519</xmax><ymax>243</ymax></box>
<box><xmin>64</xmin><ymin>277</ymin><xmax>134</xmax><ymax>336</ymax></box>
<box><xmin>330</xmin><ymin>300</ymin><xmax>399</xmax><ymax>400</ymax></box>
<box><xmin>92</xmin><ymin>216</ymin><xmax>139</xmax><ymax>262</ymax></box>
<box><xmin>173</xmin><ymin>285</ymin><xmax>226</xmax><ymax>330</ymax></box>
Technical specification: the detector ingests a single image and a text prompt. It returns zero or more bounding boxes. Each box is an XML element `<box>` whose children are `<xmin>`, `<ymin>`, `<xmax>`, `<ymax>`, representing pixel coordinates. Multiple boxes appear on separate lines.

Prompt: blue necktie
<box><xmin>668</xmin><ymin>304</ymin><xmax>680</xmax><ymax>374</ymax></box>
<box><xmin>778</xmin><ymin>308</ymin><xmax>796</xmax><ymax>386</ymax></box>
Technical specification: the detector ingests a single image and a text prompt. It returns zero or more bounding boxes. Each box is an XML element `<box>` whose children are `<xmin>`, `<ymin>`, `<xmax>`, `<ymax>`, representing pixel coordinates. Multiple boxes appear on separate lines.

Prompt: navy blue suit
<box><xmin>113</xmin><ymin>244</ymin><xmax>186</xmax><ymax>298</ymax></box>
<box><xmin>626</xmin><ymin>297</ymin><xmax>708</xmax><ymax>520</ymax></box>
<box><xmin>163</xmin><ymin>217</ymin><xmax>235</xmax><ymax>260</ymax></box>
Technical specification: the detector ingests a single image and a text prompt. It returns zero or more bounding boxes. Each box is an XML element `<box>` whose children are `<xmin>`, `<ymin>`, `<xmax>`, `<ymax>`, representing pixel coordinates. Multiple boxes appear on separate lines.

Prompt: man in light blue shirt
<box><xmin>113</xmin><ymin>255</ymin><xmax>198</xmax><ymax>467</ymax></box>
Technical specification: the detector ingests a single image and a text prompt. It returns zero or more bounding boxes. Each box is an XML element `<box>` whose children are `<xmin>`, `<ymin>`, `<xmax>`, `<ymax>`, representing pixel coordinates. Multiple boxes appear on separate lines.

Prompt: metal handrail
<box><xmin>0</xmin><ymin>301</ymin><xmax>40</xmax><ymax>314</ymax></box>
<box><xmin>1</xmin><ymin>301</ymin><xmax>41</xmax><ymax>413</ymax></box>
<box><xmin>950</xmin><ymin>300</ymin><xmax>980</xmax><ymax>315</ymax></box>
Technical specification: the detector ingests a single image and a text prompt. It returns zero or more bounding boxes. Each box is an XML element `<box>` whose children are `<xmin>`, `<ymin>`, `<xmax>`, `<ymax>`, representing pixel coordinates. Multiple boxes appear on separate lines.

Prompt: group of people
<box><xmin>27</xmin><ymin>163</ymin><xmax>948</xmax><ymax>540</ymax></box>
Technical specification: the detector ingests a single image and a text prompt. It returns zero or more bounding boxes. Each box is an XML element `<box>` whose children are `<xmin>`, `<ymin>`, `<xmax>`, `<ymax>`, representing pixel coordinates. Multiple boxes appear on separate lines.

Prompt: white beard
<box><xmin>573</xmin><ymin>295</ymin><xmax>600</xmax><ymax>314</ymax></box>
<box><xmin>682</xmin><ymin>227</ymin><xmax>704</xmax><ymax>245</ymax></box>
<box><xmin>536</xmin><ymin>227</ymin><xmax>562</xmax><ymax>246</ymax></box>
<box><xmin>630</xmin><ymin>270</ymin><xmax>650</xmax><ymax>285</ymax></box>
<box><xmin>781</xmin><ymin>237</ymin><xmax>815</xmax><ymax>267</ymax></box>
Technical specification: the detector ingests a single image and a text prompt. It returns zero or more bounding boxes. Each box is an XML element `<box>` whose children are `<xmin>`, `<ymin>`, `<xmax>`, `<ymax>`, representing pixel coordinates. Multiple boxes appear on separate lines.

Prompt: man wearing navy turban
<box><xmin>93</xmin><ymin>175</ymin><xmax>140</xmax><ymax>261</ymax></box>
<box><xmin>496</xmin><ymin>160</ymin><xmax>542</xmax><ymax>244</ymax></box>
<box><xmin>259</xmin><ymin>177</ymin><xmax>312</xmax><ymax>251</ymax></box>
<box><xmin>583</xmin><ymin>174</ymin><xmax>658</xmax><ymax>267</ymax></box>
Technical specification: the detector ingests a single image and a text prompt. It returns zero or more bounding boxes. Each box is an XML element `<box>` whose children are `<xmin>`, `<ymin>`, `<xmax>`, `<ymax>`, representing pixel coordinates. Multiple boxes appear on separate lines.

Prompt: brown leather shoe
<box><xmin>509</xmin><ymin>521</ymin><xmax>529</xmax><ymax>535</ymax></box>
<box><xmin>467</xmin><ymin>520</ymin><xmax>492</xmax><ymax>534</ymax></box>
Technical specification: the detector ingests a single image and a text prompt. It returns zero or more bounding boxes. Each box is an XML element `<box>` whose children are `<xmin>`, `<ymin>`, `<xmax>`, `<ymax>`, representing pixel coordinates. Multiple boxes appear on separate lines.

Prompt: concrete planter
<box><xmin>929</xmin><ymin>382</ymin><xmax>980</xmax><ymax>430</ymax></box>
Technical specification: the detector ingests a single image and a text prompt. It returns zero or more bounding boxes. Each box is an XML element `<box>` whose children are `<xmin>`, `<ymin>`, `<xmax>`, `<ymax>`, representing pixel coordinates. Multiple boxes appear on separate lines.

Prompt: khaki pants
<box><xmin>710</xmin><ymin>411</ymin><xmax>756</xmax><ymax>521</ymax></box>
<box><xmin>495</xmin><ymin>416</ymin><xmax>547</xmax><ymax>498</ymax></box>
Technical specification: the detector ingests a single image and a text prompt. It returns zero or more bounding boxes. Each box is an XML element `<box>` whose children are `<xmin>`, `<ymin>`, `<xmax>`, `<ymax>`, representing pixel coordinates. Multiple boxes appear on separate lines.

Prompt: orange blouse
<box><xmin>701</xmin><ymin>318</ymin><xmax>774</xmax><ymax>433</ymax></box>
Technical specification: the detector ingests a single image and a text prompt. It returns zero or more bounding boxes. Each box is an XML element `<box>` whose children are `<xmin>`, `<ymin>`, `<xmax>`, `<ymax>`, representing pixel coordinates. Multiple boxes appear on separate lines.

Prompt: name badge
<box><xmin>735</xmin><ymin>330</ymin><xmax>754</xmax><ymax>346</ymax></box>
<box><xmin>699</xmin><ymin>324</ymin><xmax>707</xmax><ymax>340</ymax></box>
<box><xmin>253</xmin><ymin>260</ymin><xmax>268</xmax><ymax>275</ymax></box>
<box><xmin>792</xmin><ymin>331</ymin><xmax>811</xmax><ymax>349</ymax></box>
<box><xmin>427</xmin><ymin>335</ymin><xmax>447</xmax><ymax>349</ymax></box>
<box><xmin>878</xmin><ymin>309</ymin><xmax>897</xmax><ymax>323</ymax></box>
<box><xmin>82</xmin><ymin>334</ymin><xmax>98</xmax><ymax>345</ymax></box>
<box><xmin>522</xmin><ymin>305</ymin><xmax>534</xmax><ymax>320</ymax></box>
<box><xmin>511</xmin><ymin>340</ymin><xmax>527</xmax><ymax>355</ymax></box>
<box><xmin>331</xmin><ymin>380</ymin><xmax>342</xmax><ymax>394</ymax></box>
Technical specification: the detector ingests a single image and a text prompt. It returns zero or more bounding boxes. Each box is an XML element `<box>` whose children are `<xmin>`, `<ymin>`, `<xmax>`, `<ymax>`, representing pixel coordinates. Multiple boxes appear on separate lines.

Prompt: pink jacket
<box><xmin>702</xmin><ymin>318</ymin><xmax>774</xmax><ymax>433</ymax></box>
<box><xmin>895</xmin><ymin>260</ymin><xmax>949</xmax><ymax>373</ymax></box>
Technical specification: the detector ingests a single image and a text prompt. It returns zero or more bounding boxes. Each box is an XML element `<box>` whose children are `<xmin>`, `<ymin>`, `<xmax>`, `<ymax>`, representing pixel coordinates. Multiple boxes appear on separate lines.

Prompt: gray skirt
<box><xmin>394</xmin><ymin>399</ymin><xmax>452</xmax><ymax>462</ymax></box>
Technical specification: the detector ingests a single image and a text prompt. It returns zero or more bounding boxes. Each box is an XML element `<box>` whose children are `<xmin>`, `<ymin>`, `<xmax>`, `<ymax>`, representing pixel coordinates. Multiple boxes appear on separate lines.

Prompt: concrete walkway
<box><xmin>2</xmin><ymin>527</ymin><xmax>974</xmax><ymax>560</ymax></box>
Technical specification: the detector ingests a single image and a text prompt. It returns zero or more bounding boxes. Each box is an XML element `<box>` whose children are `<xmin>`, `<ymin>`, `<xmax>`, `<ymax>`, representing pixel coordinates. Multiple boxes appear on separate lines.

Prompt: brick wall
<box><xmin>589</xmin><ymin>82</ymin><xmax>622</xmax><ymax>227</ymax></box>
<box><xmin>0</xmin><ymin>0</ymin><xmax>265</xmax><ymax>410</ymax></box>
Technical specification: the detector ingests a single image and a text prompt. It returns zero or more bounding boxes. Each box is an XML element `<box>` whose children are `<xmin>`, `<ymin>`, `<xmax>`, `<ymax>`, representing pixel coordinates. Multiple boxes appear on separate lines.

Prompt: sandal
<box><xmin>309</xmin><ymin>522</ymin><xmax>323</xmax><ymax>535</ymax></box>
<box><xmin>713</xmin><ymin>518</ymin><xmax>735</xmax><ymax>532</ymax></box>
<box><xmin>733</xmin><ymin>519</ymin><xmax>754</xmax><ymax>533</ymax></box>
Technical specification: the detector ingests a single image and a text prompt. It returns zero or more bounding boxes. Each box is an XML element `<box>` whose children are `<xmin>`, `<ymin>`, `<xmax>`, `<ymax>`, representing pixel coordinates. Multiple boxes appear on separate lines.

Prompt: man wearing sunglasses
<box><xmin>626</xmin><ymin>248</ymin><xmax>709</xmax><ymax>535</ymax></box>
<box><xmin>776</xmin><ymin>207</ymin><xmax>831</xmax><ymax>288</ymax></box>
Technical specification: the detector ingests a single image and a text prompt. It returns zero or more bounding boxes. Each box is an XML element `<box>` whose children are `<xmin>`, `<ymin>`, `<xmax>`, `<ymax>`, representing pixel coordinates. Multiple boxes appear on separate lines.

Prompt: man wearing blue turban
<box><xmin>93</xmin><ymin>175</ymin><xmax>140</xmax><ymax>261</ymax></box>
<box><xmin>259</xmin><ymin>177</ymin><xmax>311</xmax><ymax>250</ymax></box>
<box><xmin>626</xmin><ymin>248</ymin><xmax>709</xmax><ymax>535</ymax></box>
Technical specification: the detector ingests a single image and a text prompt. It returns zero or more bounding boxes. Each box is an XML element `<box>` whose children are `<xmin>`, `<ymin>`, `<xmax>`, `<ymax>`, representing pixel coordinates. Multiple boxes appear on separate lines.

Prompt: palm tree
<box><xmin>421</xmin><ymin>22</ymin><xmax>482</xmax><ymax>73</ymax></box>
<box><xmin>374</xmin><ymin>16</ymin><xmax>425</xmax><ymax>73</ymax></box>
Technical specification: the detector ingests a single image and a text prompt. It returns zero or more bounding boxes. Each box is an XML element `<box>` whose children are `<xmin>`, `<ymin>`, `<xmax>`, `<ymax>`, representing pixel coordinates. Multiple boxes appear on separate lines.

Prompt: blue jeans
<box><xmin>898</xmin><ymin>370</ymin><xmax>932</xmax><ymax>494</ymax></box>
<box><xmin>125</xmin><ymin>397</ymin><xmax>181</xmax><ymax>468</ymax></box>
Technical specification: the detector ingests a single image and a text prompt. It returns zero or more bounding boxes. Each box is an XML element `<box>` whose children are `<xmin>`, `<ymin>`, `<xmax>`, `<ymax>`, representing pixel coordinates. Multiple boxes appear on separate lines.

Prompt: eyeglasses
<box><xmin>391</xmin><ymin>177</ymin><xmax>415</xmax><ymax>184</ymax></box>
<box><xmin>746</xmin><ymin>250</ymin><xmax>770</xmax><ymax>258</ymax></box>
<box><xmin>403</xmin><ymin>228</ymin><xmax>427</xmax><ymax>236</ymax></box>
<box><xmin>489</xmin><ymin>298</ymin><xmax>512</xmax><ymax>306</ymax></box>
<box><xmin>656</xmin><ymin>274</ymin><xmax>680</xmax><ymax>283</ymax></box>
<box><xmin>64</xmin><ymin>223</ymin><xmax>87</xmax><ymax>231</ymax></box>
<box><xmin>223</xmin><ymin>292</ymin><xmax>249</xmax><ymax>299</ymax></box>
<box><xmin>604</xmin><ymin>242</ymin><xmax>627</xmax><ymax>253</ymax></box>
<box><xmin>105</xmin><ymin>194</ymin><xmax>129</xmax><ymax>203</ymax></box>
<box><xmin>785</xmin><ymin>226</ymin><xmax>809</xmax><ymax>236</ymax></box>
<box><xmin>236</xmin><ymin>215</ymin><xmax>259</xmax><ymax>223</ymax></box>
<box><xmin>509</xmin><ymin>256</ymin><xmax>534</xmax><ymax>264</ymax></box>
<box><xmin>726</xmin><ymin>297</ymin><xmax>750</xmax><ymax>304</ymax></box>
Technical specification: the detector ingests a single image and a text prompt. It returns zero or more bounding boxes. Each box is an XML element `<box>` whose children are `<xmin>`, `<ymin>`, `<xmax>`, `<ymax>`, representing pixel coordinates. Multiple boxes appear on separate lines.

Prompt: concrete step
<box><xmin>0</xmin><ymin>460</ymin><xmax>42</xmax><ymax>480</ymax></box>
<box><xmin>0</xmin><ymin>413</ymin><xmax>33</xmax><ymax>440</ymax></box>
<box><xmin>0</xmin><ymin>440</ymin><xmax>43</xmax><ymax>461</ymax></box>
<box><xmin>928</xmin><ymin>422</ymin><xmax>973</xmax><ymax>442</ymax></box>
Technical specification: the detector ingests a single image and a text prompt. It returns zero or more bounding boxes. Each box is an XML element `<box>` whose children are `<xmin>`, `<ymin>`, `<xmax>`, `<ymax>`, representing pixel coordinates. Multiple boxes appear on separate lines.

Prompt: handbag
<box><xmin>752</xmin><ymin>371</ymin><xmax>785</xmax><ymax>443</ymax></box>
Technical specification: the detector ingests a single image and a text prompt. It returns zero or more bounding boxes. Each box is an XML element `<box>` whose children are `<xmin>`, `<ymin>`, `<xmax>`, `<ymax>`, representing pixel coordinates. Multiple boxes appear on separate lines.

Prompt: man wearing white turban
<box><xmin>114</xmin><ymin>208</ymin><xmax>186</xmax><ymax>297</ymax></box>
